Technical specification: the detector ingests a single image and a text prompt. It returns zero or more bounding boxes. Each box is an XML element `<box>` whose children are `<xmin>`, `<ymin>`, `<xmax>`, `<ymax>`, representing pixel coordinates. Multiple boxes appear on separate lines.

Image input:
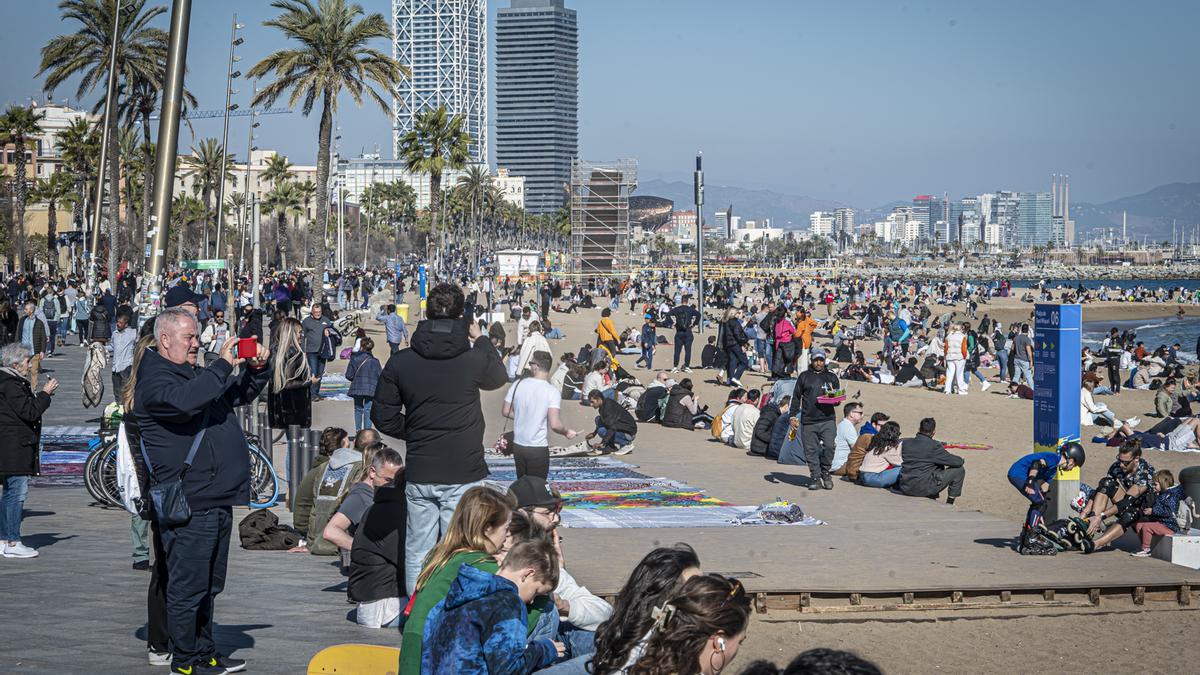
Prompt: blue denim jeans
<box><xmin>859</xmin><ymin>467</ymin><xmax>901</xmax><ymax>488</ymax></box>
<box><xmin>307</xmin><ymin>353</ymin><xmax>326</xmax><ymax>398</ymax></box>
<box><xmin>353</xmin><ymin>395</ymin><xmax>373</xmax><ymax>431</ymax></box>
<box><xmin>726</xmin><ymin>347</ymin><xmax>749</xmax><ymax>381</ymax></box>
<box><xmin>404</xmin><ymin>480</ymin><xmax>485</xmax><ymax>595</ymax></box>
<box><xmin>594</xmin><ymin>420</ymin><xmax>633</xmax><ymax>449</ymax></box>
<box><xmin>0</xmin><ymin>475</ymin><xmax>29</xmax><ymax>541</ymax></box>
<box><xmin>1013</xmin><ymin>358</ymin><xmax>1034</xmax><ymax>388</ymax></box>
<box><xmin>995</xmin><ymin>349</ymin><xmax>1009</xmax><ymax>381</ymax></box>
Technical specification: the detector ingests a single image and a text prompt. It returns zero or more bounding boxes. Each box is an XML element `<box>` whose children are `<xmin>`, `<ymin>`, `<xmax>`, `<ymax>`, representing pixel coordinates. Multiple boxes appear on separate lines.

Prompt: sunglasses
<box><xmin>533</xmin><ymin>502</ymin><xmax>563</xmax><ymax>516</ymax></box>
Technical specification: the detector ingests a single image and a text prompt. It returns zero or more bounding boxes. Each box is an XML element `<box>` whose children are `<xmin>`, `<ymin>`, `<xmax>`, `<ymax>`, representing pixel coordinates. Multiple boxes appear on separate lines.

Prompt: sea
<box><xmin>1016</xmin><ymin>278</ymin><xmax>1200</xmax><ymax>293</ymax></box>
<box><xmin>1081</xmin><ymin>316</ymin><xmax>1200</xmax><ymax>363</ymax></box>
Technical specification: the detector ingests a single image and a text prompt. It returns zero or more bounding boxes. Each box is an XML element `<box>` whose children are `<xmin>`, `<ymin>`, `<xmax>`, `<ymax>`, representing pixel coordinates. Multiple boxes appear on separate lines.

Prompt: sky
<box><xmin>3</xmin><ymin>0</ymin><xmax>1198</xmax><ymax>209</ymax></box>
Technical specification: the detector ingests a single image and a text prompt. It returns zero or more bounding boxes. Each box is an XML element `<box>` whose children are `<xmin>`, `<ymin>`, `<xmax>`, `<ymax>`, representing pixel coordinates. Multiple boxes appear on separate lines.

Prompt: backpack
<box><xmin>42</xmin><ymin>296</ymin><xmax>58</xmax><ymax>320</ymax></box>
<box><xmin>710</xmin><ymin>404</ymin><xmax>734</xmax><ymax>440</ymax></box>
<box><xmin>1177</xmin><ymin>496</ymin><xmax>1196</xmax><ymax>532</ymax></box>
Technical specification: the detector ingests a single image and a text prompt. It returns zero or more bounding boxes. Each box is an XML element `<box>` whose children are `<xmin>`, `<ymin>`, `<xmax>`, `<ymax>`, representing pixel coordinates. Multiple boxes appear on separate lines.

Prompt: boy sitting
<box><xmin>421</xmin><ymin>538</ymin><xmax>564</xmax><ymax>674</ymax></box>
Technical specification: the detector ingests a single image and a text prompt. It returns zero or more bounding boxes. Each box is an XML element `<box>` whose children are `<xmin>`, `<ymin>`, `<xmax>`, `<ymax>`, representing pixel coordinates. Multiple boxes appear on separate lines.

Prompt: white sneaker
<box><xmin>1131</xmin><ymin>549</ymin><xmax>1152</xmax><ymax>557</ymax></box>
<box><xmin>730</xmin><ymin>378</ymin><xmax>744</xmax><ymax>388</ymax></box>
<box><xmin>715</xmin><ymin>372</ymin><xmax>726</xmax><ymax>385</ymax></box>
<box><xmin>1</xmin><ymin>541</ymin><xmax>38</xmax><ymax>558</ymax></box>
<box><xmin>682</xmin><ymin>367</ymin><xmax>693</xmax><ymax>373</ymax></box>
<box><xmin>981</xmin><ymin>380</ymin><xmax>992</xmax><ymax>392</ymax></box>
<box><xmin>1126</xmin><ymin>417</ymin><xmax>1141</xmax><ymax>429</ymax></box>
<box><xmin>671</xmin><ymin>367</ymin><xmax>679</xmax><ymax>373</ymax></box>
<box><xmin>148</xmin><ymin>650</ymin><xmax>172</xmax><ymax>667</ymax></box>
<box><xmin>614</xmin><ymin>443</ymin><xmax>635</xmax><ymax>455</ymax></box>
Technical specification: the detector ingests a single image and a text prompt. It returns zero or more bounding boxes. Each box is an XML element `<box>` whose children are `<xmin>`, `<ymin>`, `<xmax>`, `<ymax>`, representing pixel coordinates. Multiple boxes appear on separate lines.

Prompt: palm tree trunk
<box><xmin>140</xmin><ymin>113</ymin><xmax>153</xmax><ymax>271</ymax></box>
<box><xmin>302</xmin><ymin>200</ymin><xmax>310</xmax><ymax>267</ymax></box>
<box><xmin>277</xmin><ymin>212</ymin><xmax>287</xmax><ymax>268</ymax></box>
<box><xmin>47</xmin><ymin>200</ymin><xmax>58</xmax><ymax>271</ymax></box>
<box><xmin>124</xmin><ymin>177</ymin><xmax>137</xmax><ymax>264</ymax></box>
<box><xmin>315</xmin><ymin>93</ymin><xmax>333</xmax><ymax>279</ymax></box>
<box><xmin>13</xmin><ymin>134</ymin><xmax>28</xmax><ymax>272</ymax></box>
<box><xmin>203</xmin><ymin>188</ymin><xmax>213</xmax><ymax>259</ymax></box>
<box><xmin>430</xmin><ymin>171</ymin><xmax>441</xmax><ymax>275</ymax></box>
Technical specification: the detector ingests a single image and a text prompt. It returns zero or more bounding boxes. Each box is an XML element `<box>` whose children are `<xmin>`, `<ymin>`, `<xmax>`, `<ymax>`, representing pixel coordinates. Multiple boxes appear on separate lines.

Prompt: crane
<box><xmin>150</xmin><ymin>107</ymin><xmax>291</xmax><ymax>121</ymax></box>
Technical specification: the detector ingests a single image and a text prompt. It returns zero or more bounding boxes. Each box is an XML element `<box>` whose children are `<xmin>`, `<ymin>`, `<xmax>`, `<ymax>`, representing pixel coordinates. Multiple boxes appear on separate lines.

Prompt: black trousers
<box><xmin>147</xmin><ymin>519</ymin><xmax>169</xmax><ymax>653</ymax></box>
<box><xmin>673</xmin><ymin>332</ymin><xmax>694</xmax><ymax>368</ymax></box>
<box><xmin>802</xmin><ymin>420</ymin><xmax>837</xmax><ymax>479</ymax></box>
<box><xmin>112</xmin><ymin>367</ymin><xmax>131</xmax><ymax>403</ymax></box>
<box><xmin>1107</xmin><ymin>357</ymin><xmax>1122</xmax><ymax>392</ymax></box>
<box><xmin>512</xmin><ymin>443</ymin><xmax>550</xmax><ymax>480</ymax></box>
<box><xmin>160</xmin><ymin>506</ymin><xmax>232</xmax><ymax>667</ymax></box>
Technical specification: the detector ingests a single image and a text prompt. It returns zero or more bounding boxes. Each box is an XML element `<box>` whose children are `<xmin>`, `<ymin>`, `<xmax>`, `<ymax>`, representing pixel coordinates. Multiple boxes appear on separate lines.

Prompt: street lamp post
<box><xmin>147</xmin><ymin>0</ymin><xmax>193</xmax><ymax>299</ymax></box>
<box><xmin>215</xmin><ymin>14</ymin><xmax>245</xmax><ymax>281</ymax></box>
<box><xmin>694</xmin><ymin>152</ymin><xmax>705</xmax><ymax>335</ymax></box>
<box><xmin>87</xmin><ymin>0</ymin><xmax>127</xmax><ymax>290</ymax></box>
<box><xmin>238</xmin><ymin>109</ymin><xmax>259</xmax><ymax>275</ymax></box>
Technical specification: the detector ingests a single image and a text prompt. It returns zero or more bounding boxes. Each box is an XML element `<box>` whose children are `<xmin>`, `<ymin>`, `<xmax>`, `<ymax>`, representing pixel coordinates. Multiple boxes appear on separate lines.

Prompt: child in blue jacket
<box><xmin>422</xmin><ymin>538</ymin><xmax>563</xmax><ymax>674</ymax></box>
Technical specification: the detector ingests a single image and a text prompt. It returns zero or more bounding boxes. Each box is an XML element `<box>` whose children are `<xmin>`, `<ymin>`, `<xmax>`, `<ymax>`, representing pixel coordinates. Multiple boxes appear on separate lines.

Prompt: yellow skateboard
<box><xmin>307</xmin><ymin>643</ymin><xmax>401</xmax><ymax>675</ymax></box>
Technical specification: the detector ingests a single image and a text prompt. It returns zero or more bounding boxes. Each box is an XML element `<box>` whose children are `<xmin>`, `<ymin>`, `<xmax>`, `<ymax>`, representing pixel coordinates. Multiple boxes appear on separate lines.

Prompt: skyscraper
<box><xmin>495</xmin><ymin>0</ymin><xmax>578</xmax><ymax>214</ymax></box>
<box><xmin>392</xmin><ymin>0</ymin><xmax>488</xmax><ymax>164</ymax></box>
<box><xmin>1017</xmin><ymin>192</ymin><xmax>1053</xmax><ymax>247</ymax></box>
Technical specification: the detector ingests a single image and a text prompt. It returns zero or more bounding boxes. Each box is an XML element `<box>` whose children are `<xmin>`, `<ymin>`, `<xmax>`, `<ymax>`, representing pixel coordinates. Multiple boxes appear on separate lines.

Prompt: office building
<box><xmin>911</xmin><ymin>195</ymin><xmax>931</xmax><ymax>240</ymax></box>
<box><xmin>392</xmin><ymin>0</ymin><xmax>488</xmax><ymax>164</ymax></box>
<box><xmin>670</xmin><ymin>209</ymin><xmax>697</xmax><ymax>239</ymax></box>
<box><xmin>1016</xmin><ymin>192</ymin><xmax>1053</xmax><ymax>247</ymax></box>
<box><xmin>495</xmin><ymin>0</ymin><xmax>578</xmax><ymax>214</ymax></box>
<box><xmin>833</xmin><ymin>207</ymin><xmax>855</xmax><ymax>236</ymax></box>
<box><xmin>714</xmin><ymin>206</ymin><xmax>732</xmax><ymax>238</ymax></box>
<box><xmin>810</xmin><ymin>211</ymin><xmax>835</xmax><ymax>236</ymax></box>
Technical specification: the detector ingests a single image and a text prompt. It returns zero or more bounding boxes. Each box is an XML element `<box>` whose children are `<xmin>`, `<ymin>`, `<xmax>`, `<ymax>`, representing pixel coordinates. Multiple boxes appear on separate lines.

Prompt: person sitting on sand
<box><xmin>898</xmin><ymin>417</ymin><xmax>965</xmax><ymax>505</ymax></box>
<box><xmin>858</xmin><ymin>421</ymin><xmax>903</xmax><ymax>488</ymax></box>
<box><xmin>729</xmin><ymin>389</ymin><xmax>762</xmax><ymax>450</ymax></box>
<box><xmin>585</xmin><ymin>389</ymin><xmax>637</xmax><ymax>456</ymax></box>
<box><xmin>1007</xmin><ymin>381</ymin><xmax>1034</xmax><ymax>400</ymax></box>
<box><xmin>661</xmin><ymin>378</ymin><xmax>714</xmax><ymax>430</ymax></box>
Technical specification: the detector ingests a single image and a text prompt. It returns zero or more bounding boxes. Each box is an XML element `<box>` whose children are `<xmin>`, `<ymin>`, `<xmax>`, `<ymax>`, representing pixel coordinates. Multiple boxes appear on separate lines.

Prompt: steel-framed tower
<box><xmin>570</xmin><ymin>159</ymin><xmax>637</xmax><ymax>275</ymax></box>
<box><xmin>392</xmin><ymin>0</ymin><xmax>488</xmax><ymax>165</ymax></box>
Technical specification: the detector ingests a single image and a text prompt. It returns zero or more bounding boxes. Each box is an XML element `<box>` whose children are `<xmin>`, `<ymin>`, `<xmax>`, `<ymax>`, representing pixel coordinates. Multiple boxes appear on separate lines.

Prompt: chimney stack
<box><xmin>1051</xmin><ymin>174</ymin><xmax>1058</xmax><ymax>217</ymax></box>
<box><xmin>1063</xmin><ymin>175</ymin><xmax>1069</xmax><ymax>220</ymax></box>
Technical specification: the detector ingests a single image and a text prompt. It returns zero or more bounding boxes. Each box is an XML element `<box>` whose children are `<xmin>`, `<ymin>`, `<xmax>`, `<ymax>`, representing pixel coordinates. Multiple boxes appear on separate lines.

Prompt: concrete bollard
<box><xmin>286</xmin><ymin>424</ymin><xmax>304</xmax><ymax>511</ymax></box>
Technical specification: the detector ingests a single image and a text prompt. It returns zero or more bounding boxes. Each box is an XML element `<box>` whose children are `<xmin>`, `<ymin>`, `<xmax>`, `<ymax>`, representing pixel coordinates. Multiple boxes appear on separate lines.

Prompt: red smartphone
<box><xmin>237</xmin><ymin>337</ymin><xmax>258</xmax><ymax>359</ymax></box>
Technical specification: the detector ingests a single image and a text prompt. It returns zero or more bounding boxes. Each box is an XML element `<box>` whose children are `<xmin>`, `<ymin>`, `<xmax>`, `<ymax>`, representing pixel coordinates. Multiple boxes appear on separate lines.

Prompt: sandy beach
<box><xmin>331</xmin><ymin>287</ymin><xmax>1200</xmax><ymax>671</ymax></box>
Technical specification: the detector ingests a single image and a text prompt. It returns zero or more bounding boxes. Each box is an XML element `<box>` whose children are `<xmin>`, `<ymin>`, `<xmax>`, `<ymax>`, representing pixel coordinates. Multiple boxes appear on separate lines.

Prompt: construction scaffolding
<box><xmin>570</xmin><ymin>159</ymin><xmax>637</xmax><ymax>276</ymax></box>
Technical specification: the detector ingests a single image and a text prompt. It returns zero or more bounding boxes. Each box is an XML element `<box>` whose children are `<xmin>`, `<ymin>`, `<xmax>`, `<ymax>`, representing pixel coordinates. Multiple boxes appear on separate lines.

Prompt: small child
<box><xmin>421</xmin><ymin>538</ymin><xmax>564</xmax><ymax>674</ymax></box>
<box><xmin>1131</xmin><ymin>469</ymin><xmax>1189</xmax><ymax>557</ymax></box>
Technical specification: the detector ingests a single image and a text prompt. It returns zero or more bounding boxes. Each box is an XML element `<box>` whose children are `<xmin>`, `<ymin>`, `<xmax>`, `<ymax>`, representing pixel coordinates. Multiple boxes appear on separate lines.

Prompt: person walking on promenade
<box><xmin>1011</xmin><ymin>323</ymin><xmax>1036</xmax><ymax>389</ymax></box>
<box><xmin>375</xmin><ymin>304</ymin><xmax>409</xmax><ymax>354</ymax></box>
<box><xmin>301</xmin><ymin>303</ymin><xmax>333</xmax><ymax>400</ymax></box>
<box><xmin>135</xmin><ymin>308</ymin><xmax>270</xmax><ymax>675</ymax></box>
<box><xmin>0</xmin><ymin>343</ymin><xmax>57</xmax><ymax>559</ymax></box>
<box><xmin>371</xmin><ymin>282</ymin><xmax>508</xmax><ymax>595</ymax></box>
<box><xmin>16</xmin><ymin>302</ymin><xmax>49</xmax><ymax>390</ymax></box>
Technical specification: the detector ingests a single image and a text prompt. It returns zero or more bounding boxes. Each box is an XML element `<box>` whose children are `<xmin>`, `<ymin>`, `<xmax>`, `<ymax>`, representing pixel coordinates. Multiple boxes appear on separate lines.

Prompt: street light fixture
<box><xmin>214</xmin><ymin>13</ymin><xmax>243</xmax><ymax>280</ymax></box>
<box><xmin>87</xmin><ymin>0</ymin><xmax>125</xmax><ymax>287</ymax></box>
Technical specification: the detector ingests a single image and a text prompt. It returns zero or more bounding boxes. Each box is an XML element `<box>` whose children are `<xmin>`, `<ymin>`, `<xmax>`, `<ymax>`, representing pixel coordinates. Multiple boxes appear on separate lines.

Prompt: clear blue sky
<box><xmin>3</xmin><ymin>0</ymin><xmax>1197</xmax><ymax>208</ymax></box>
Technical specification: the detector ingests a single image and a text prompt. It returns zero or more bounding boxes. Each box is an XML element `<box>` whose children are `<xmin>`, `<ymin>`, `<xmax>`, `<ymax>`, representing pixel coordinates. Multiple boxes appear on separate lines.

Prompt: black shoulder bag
<box><xmin>137</xmin><ymin>409</ymin><xmax>210</xmax><ymax>527</ymax></box>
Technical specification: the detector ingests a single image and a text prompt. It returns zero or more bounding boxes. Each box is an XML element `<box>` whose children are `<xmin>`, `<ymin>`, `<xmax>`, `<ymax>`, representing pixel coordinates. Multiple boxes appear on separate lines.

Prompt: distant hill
<box><xmin>1072</xmin><ymin>182</ymin><xmax>1200</xmax><ymax>241</ymax></box>
<box><xmin>637</xmin><ymin>179</ymin><xmax>846</xmax><ymax>230</ymax></box>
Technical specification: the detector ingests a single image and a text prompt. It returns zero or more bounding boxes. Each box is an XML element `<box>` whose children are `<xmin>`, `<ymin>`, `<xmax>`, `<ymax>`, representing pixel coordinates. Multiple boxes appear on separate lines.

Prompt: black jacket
<box><xmin>238</xmin><ymin>307</ymin><xmax>265</xmax><ymax>340</ymax></box>
<box><xmin>16</xmin><ymin>315</ymin><xmax>47</xmax><ymax>354</ymax></box>
<box><xmin>349</xmin><ymin>479</ymin><xmax>408</xmax><ymax>603</ymax></box>
<box><xmin>594</xmin><ymin>397</ymin><xmax>638</xmax><ymax>447</ymax></box>
<box><xmin>662</xmin><ymin>384</ymin><xmax>696</xmax><ymax>430</ymax></box>
<box><xmin>134</xmin><ymin>348</ymin><xmax>271</xmax><ymax>511</ymax></box>
<box><xmin>371</xmin><ymin>318</ymin><xmax>507</xmax><ymax>485</ymax></box>
<box><xmin>793</xmin><ymin>368</ymin><xmax>840</xmax><ymax>424</ymax></box>
<box><xmin>721</xmin><ymin>319</ymin><xmax>748</xmax><ymax>349</ymax></box>
<box><xmin>897</xmin><ymin>434</ymin><xmax>964</xmax><ymax>497</ymax></box>
<box><xmin>635</xmin><ymin>385</ymin><xmax>668</xmax><ymax>423</ymax></box>
<box><xmin>668</xmin><ymin>305</ymin><xmax>700</xmax><ymax>333</ymax></box>
<box><xmin>750</xmin><ymin>402</ymin><xmax>781</xmax><ymax>456</ymax></box>
<box><xmin>0</xmin><ymin>369</ymin><xmax>52</xmax><ymax>476</ymax></box>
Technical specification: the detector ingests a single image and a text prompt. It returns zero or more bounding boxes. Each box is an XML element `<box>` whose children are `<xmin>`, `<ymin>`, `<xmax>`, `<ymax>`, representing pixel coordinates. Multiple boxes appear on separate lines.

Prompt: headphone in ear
<box><xmin>717</xmin><ymin>637</ymin><xmax>726</xmax><ymax>652</ymax></box>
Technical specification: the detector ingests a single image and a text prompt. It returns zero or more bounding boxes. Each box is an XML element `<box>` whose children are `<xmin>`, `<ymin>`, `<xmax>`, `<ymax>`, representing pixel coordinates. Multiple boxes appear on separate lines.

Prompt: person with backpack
<box><xmin>345</xmin><ymin>338</ymin><xmax>383</xmax><ymax>432</ymax></box>
<box><xmin>40</xmin><ymin>290</ymin><xmax>59</xmax><ymax>358</ymax></box>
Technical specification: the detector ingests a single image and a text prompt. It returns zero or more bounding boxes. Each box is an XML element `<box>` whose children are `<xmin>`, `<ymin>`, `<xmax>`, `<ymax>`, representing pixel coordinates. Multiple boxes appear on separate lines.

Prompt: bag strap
<box><xmin>137</xmin><ymin>408</ymin><xmax>211</xmax><ymax>485</ymax></box>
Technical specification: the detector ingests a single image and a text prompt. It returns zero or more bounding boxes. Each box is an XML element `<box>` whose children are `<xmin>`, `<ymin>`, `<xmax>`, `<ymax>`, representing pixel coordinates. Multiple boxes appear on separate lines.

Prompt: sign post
<box><xmin>1034</xmin><ymin>303</ymin><xmax>1082</xmax><ymax>520</ymax></box>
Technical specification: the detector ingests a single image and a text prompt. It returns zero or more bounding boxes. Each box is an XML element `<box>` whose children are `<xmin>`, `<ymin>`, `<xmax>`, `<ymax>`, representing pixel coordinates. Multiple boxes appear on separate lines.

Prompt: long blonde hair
<box><xmin>415</xmin><ymin>486</ymin><xmax>515</xmax><ymax>591</ymax></box>
<box><xmin>122</xmin><ymin>334</ymin><xmax>158</xmax><ymax>411</ymax></box>
<box><xmin>269</xmin><ymin>317</ymin><xmax>310</xmax><ymax>392</ymax></box>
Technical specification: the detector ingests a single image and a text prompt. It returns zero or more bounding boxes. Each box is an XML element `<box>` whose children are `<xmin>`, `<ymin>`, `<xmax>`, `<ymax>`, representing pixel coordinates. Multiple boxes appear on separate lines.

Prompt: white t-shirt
<box><xmin>505</xmin><ymin>377</ymin><xmax>562</xmax><ymax>447</ymax></box>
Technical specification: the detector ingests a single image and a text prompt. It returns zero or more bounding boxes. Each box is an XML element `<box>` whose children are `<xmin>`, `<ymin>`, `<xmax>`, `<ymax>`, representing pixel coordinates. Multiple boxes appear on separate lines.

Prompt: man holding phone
<box><xmin>136</xmin><ymin>307</ymin><xmax>272</xmax><ymax>675</ymax></box>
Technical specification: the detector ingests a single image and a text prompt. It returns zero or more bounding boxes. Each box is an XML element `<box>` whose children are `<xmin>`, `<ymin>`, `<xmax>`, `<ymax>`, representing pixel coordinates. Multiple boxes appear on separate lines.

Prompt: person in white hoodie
<box><xmin>508</xmin><ymin>477</ymin><xmax>614</xmax><ymax>665</ymax></box>
<box><xmin>943</xmin><ymin>324</ymin><xmax>969</xmax><ymax>395</ymax></box>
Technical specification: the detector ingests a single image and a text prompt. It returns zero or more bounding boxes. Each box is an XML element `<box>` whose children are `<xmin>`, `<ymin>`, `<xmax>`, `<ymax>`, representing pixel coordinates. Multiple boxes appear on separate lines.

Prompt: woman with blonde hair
<box><xmin>399</xmin><ymin>485</ymin><xmax>519</xmax><ymax>674</ymax></box>
<box><xmin>267</xmin><ymin>317</ymin><xmax>316</xmax><ymax>480</ymax></box>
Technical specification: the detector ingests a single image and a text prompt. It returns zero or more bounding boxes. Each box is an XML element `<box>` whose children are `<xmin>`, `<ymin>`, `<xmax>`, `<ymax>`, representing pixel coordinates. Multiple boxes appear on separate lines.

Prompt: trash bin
<box><xmin>395</xmin><ymin>303</ymin><xmax>409</xmax><ymax>323</ymax></box>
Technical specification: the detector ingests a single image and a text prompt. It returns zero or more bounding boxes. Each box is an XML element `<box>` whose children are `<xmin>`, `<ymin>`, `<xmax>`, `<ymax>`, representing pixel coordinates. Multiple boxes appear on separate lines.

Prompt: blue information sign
<box><xmin>418</xmin><ymin>264</ymin><xmax>427</xmax><ymax>300</ymax></box>
<box><xmin>1033</xmin><ymin>304</ymin><xmax>1082</xmax><ymax>452</ymax></box>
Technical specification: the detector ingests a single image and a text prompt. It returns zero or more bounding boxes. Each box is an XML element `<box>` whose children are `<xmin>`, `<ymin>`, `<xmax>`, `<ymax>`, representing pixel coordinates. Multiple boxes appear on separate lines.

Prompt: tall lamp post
<box><xmin>694</xmin><ymin>152</ymin><xmax>705</xmax><ymax>335</ymax></box>
<box><xmin>146</xmin><ymin>0</ymin><xmax>193</xmax><ymax>300</ymax></box>
<box><xmin>215</xmin><ymin>14</ymin><xmax>245</xmax><ymax>279</ymax></box>
<box><xmin>238</xmin><ymin>106</ymin><xmax>260</xmax><ymax>275</ymax></box>
<box><xmin>87</xmin><ymin>0</ymin><xmax>131</xmax><ymax>291</ymax></box>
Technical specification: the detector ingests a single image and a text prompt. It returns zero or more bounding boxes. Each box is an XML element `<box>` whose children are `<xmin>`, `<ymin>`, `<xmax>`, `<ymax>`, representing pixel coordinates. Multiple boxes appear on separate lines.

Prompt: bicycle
<box><xmin>83</xmin><ymin>432</ymin><xmax>281</xmax><ymax>510</ymax></box>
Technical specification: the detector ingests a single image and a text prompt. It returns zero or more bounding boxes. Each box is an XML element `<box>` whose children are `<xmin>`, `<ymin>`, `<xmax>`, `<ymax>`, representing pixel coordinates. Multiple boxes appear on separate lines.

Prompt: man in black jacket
<box><xmin>586</xmin><ymin>389</ymin><xmax>637</xmax><ymax>454</ymax></box>
<box><xmin>749</xmin><ymin>396</ymin><xmax>787</xmax><ymax>457</ymax></box>
<box><xmin>793</xmin><ymin>352</ymin><xmax>840</xmax><ymax>490</ymax></box>
<box><xmin>668</xmin><ymin>298</ymin><xmax>701</xmax><ymax>373</ymax></box>
<box><xmin>136</xmin><ymin>307</ymin><xmax>271</xmax><ymax>675</ymax></box>
<box><xmin>370</xmin><ymin>283</ymin><xmax>508</xmax><ymax>595</ymax></box>
<box><xmin>897</xmin><ymin>417</ymin><xmax>965</xmax><ymax>504</ymax></box>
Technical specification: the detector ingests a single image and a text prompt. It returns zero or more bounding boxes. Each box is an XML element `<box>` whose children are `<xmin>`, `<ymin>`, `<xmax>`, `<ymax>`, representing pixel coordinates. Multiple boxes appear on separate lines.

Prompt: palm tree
<box><xmin>117</xmin><ymin>127</ymin><xmax>144</xmax><ymax>260</ymax></box>
<box><xmin>261</xmin><ymin>153</ymin><xmax>294</xmax><ymax>188</ymax></box>
<box><xmin>264</xmin><ymin>180</ymin><xmax>302</xmax><ymax>268</ymax></box>
<box><xmin>40</xmin><ymin>0</ymin><xmax>170</xmax><ymax>280</ymax></box>
<box><xmin>397</xmin><ymin>105</ymin><xmax>472</xmax><ymax>270</ymax></box>
<box><xmin>183</xmin><ymin>138</ymin><xmax>235</xmax><ymax>259</ymax></box>
<box><xmin>0</xmin><ymin>105</ymin><xmax>46</xmax><ymax>271</ymax></box>
<box><xmin>249</xmin><ymin>0</ymin><xmax>408</xmax><ymax>277</ymax></box>
<box><xmin>57</xmin><ymin>117</ymin><xmax>99</xmax><ymax>234</ymax></box>
<box><xmin>296</xmin><ymin>179</ymin><xmax>317</xmax><ymax>265</ymax></box>
<box><xmin>31</xmin><ymin>171</ymin><xmax>79</xmax><ymax>270</ymax></box>
<box><xmin>170</xmin><ymin>193</ymin><xmax>204</xmax><ymax>261</ymax></box>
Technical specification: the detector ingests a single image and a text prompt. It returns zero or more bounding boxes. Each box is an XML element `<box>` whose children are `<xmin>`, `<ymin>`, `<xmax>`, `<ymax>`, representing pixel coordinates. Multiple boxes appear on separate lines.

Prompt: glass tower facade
<box><xmin>495</xmin><ymin>0</ymin><xmax>578</xmax><ymax>214</ymax></box>
<box><xmin>1017</xmin><ymin>192</ymin><xmax>1053</xmax><ymax>247</ymax></box>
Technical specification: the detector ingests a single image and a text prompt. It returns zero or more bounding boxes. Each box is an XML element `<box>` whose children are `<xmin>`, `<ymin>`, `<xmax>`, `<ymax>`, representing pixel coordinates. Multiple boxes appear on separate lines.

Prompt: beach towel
<box><xmin>319</xmin><ymin>373</ymin><xmax>352</xmax><ymax>400</ymax></box>
<box><xmin>561</xmin><ymin>505</ymin><xmax>825</xmax><ymax>529</ymax></box>
<box><xmin>561</xmin><ymin>489</ymin><xmax>732</xmax><ymax>509</ymax></box>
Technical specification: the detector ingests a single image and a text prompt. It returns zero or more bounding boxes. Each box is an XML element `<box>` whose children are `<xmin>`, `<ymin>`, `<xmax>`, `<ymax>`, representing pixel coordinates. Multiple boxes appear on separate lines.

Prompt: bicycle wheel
<box><xmin>83</xmin><ymin>445</ymin><xmax>112</xmax><ymax>506</ymax></box>
<box><xmin>95</xmin><ymin>443</ymin><xmax>123</xmax><ymax>508</ymax></box>
<box><xmin>246</xmin><ymin>440</ymin><xmax>280</xmax><ymax>509</ymax></box>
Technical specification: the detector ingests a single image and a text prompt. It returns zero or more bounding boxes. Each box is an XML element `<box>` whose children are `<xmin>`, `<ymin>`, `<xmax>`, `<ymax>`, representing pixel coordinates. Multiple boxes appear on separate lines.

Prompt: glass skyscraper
<box><xmin>1017</xmin><ymin>192</ymin><xmax>1053</xmax><ymax>247</ymax></box>
<box><xmin>392</xmin><ymin>0</ymin><xmax>488</xmax><ymax>164</ymax></box>
<box><xmin>495</xmin><ymin>0</ymin><xmax>578</xmax><ymax>214</ymax></box>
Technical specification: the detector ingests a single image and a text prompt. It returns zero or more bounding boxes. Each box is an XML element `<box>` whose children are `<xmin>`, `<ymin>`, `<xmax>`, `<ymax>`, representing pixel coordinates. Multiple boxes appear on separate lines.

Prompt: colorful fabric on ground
<box><xmin>319</xmin><ymin>374</ymin><xmax>352</xmax><ymax>400</ymax></box>
<box><xmin>32</xmin><ymin>434</ymin><xmax>97</xmax><ymax>487</ymax></box>
<box><xmin>485</xmin><ymin>456</ymin><xmax>639</xmax><ymax>470</ymax></box>
<box><xmin>561</xmin><ymin>489</ymin><xmax>732</xmax><ymax>509</ymax></box>
<box><xmin>560</xmin><ymin>506</ymin><xmax>825</xmax><ymax>529</ymax></box>
<box><xmin>487</xmin><ymin>466</ymin><xmax>648</xmax><ymax>483</ymax></box>
<box><xmin>547</xmin><ymin>478</ymin><xmax>691</xmax><ymax>493</ymax></box>
<box><xmin>943</xmin><ymin>442</ymin><xmax>993</xmax><ymax>450</ymax></box>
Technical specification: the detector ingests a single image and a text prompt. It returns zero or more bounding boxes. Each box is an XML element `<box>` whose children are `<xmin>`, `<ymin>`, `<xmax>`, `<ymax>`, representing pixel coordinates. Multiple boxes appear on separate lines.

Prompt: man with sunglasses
<box><xmin>200</xmin><ymin>308</ymin><xmax>232</xmax><ymax>367</ymax></box>
<box><xmin>1082</xmin><ymin>439</ymin><xmax>1156</xmax><ymax>541</ymax></box>
<box><xmin>508</xmin><ymin>477</ymin><xmax>612</xmax><ymax>664</ymax></box>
